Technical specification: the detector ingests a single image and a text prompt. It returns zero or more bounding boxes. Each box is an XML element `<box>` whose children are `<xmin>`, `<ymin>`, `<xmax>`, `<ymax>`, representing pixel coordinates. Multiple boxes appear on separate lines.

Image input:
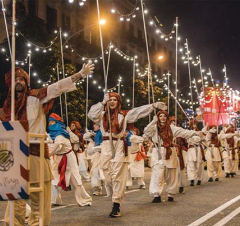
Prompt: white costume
<box><xmin>220</xmin><ymin>128</ymin><xmax>240</xmax><ymax>176</ymax></box>
<box><xmin>126</xmin><ymin>135</ymin><xmax>146</xmax><ymax>188</ymax></box>
<box><xmin>83</xmin><ymin>132</ymin><xmax>104</xmax><ymax>195</ymax></box>
<box><xmin>49</xmin><ymin>135</ymin><xmax>92</xmax><ymax>206</ymax></box>
<box><xmin>88</xmin><ymin>102</ymin><xmax>160</xmax><ymax>205</ymax></box>
<box><xmin>144</xmin><ymin>119</ymin><xmax>198</xmax><ymax>200</ymax></box>
<box><xmin>187</xmin><ymin>136</ymin><xmax>205</xmax><ymax>184</ymax></box>
<box><xmin>4</xmin><ymin>77</ymin><xmax>76</xmax><ymax>226</ymax></box>
<box><xmin>69</xmin><ymin>130</ymin><xmax>90</xmax><ymax>181</ymax></box>
<box><xmin>204</xmin><ymin>128</ymin><xmax>232</xmax><ymax>180</ymax></box>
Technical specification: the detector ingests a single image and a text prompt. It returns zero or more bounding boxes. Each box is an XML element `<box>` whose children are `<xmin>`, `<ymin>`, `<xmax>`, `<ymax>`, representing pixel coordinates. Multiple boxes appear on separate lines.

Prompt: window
<box><xmin>62</xmin><ymin>14</ymin><xmax>70</xmax><ymax>31</ymax></box>
<box><xmin>47</xmin><ymin>6</ymin><xmax>57</xmax><ymax>32</ymax></box>
<box><xmin>137</xmin><ymin>29</ymin><xmax>142</xmax><ymax>40</ymax></box>
<box><xmin>28</xmin><ymin>0</ymin><xmax>36</xmax><ymax>16</ymax></box>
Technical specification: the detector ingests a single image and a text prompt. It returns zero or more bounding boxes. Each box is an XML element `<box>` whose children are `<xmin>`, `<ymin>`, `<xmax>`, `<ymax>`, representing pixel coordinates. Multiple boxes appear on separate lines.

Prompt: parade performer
<box><xmin>126</xmin><ymin>127</ymin><xmax>146</xmax><ymax>189</ymax></box>
<box><xmin>204</xmin><ymin>125</ymin><xmax>230</xmax><ymax>182</ymax></box>
<box><xmin>88</xmin><ymin>92</ymin><xmax>166</xmax><ymax>217</ymax></box>
<box><xmin>170</xmin><ymin>116</ymin><xmax>188</xmax><ymax>193</ymax></box>
<box><xmin>144</xmin><ymin>111</ymin><xmax>200</xmax><ymax>203</ymax></box>
<box><xmin>83</xmin><ymin>124</ymin><xmax>104</xmax><ymax>196</ymax></box>
<box><xmin>69</xmin><ymin>121</ymin><xmax>90</xmax><ymax>181</ymax></box>
<box><xmin>2</xmin><ymin>63</ymin><xmax>94</xmax><ymax>226</ymax></box>
<box><xmin>220</xmin><ymin>124</ymin><xmax>240</xmax><ymax>177</ymax></box>
<box><xmin>48</xmin><ymin>113</ymin><xmax>92</xmax><ymax>206</ymax></box>
<box><xmin>187</xmin><ymin>136</ymin><xmax>206</xmax><ymax>186</ymax></box>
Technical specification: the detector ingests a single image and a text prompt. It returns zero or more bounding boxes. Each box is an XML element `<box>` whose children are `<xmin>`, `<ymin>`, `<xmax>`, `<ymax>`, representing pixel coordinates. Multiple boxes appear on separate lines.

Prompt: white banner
<box><xmin>0</xmin><ymin>121</ymin><xmax>29</xmax><ymax>200</ymax></box>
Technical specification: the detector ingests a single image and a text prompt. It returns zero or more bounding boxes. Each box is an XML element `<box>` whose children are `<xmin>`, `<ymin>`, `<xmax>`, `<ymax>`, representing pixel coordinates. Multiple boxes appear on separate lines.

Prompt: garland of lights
<box><xmin>110</xmin><ymin>0</ymin><xmax>139</xmax><ymax>21</ymax></box>
<box><xmin>68</xmin><ymin>0</ymin><xmax>87</xmax><ymax>7</ymax></box>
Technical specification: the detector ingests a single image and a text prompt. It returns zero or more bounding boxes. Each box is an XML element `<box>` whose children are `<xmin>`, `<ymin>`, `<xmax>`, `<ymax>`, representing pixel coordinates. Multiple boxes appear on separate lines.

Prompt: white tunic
<box><xmin>144</xmin><ymin>120</ymin><xmax>198</xmax><ymax>168</ymax></box>
<box><xmin>49</xmin><ymin>135</ymin><xmax>82</xmax><ymax>186</ymax></box>
<box><xmin>27</xmin><ymin>77</ymin><xmax>76</xmax><ymax>183</ymax></box>
<box><xmin>88</xmin><ymin>102</ymin><xmax>155</xmax><ymax>163</ymax></box>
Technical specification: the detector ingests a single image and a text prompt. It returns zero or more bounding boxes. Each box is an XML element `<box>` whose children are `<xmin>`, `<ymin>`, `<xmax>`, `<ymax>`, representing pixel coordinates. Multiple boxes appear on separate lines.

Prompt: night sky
<box><xmin>147</xmin><ymin>0</ymin><xmax>240</xmax><ymax>90</ymax></box>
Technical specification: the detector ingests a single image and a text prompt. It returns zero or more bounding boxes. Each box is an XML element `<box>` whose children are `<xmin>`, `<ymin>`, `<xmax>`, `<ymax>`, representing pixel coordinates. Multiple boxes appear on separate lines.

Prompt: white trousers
<box><xmin>149</xmin><ymin>162</ymin><xmax>178</xmax><ymax>198</ymax></box>
<box><xmin>187</xmin><ymin>161</ymin><xmax>204</xmax><ymax>181</ymax></box>
<box><xmin>178</xmin><ymin>168</ymin><xmax>187</xmax><ymax>188</ymax></box>
<box><xmin>51</xmin><ymin>174</ymin><xmax>92</xmax><ymax>206</ymax></box>
<box><xmin>223</xmin><ymin>158</ymin><xmax>231</xmax><ymax>174</ymax></box>
<box><xmin>207</xmin><ymin>161</ymin><xmax>223</xmax><ymax>178</ymax></box>
<box><xmin>126</xmin><ymin>168</ymin><xmax>145</xmax><ymax>187</ymax></box>
<box><xmin>91</xmin><ymin>166</ymin><xmax>102</xmax><ymax>192</ymax></box>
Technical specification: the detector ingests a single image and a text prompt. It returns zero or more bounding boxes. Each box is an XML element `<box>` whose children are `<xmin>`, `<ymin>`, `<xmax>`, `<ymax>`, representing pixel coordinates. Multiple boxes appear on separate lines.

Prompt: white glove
<box><xmin>153</xmin><ymin>116</ymin><xmax>158</xmax><ymax>123</ymax></box>
<box><xmin>129</xmin><ymin>135</ymin><xmax>144</xmax><ymax>144</ymax></box>
<box><xmin>92</xmin><ymin>146</ymin><xmax>101</xmax><ymax>153</ymax></box>
<box><xmin>83</xmin><ymin>131</ymin><xmax>95</xmax><ymax>141</ymax></box>
<box><xmin>102</xmin><ymin>94</ymin><xmax>109</xmax><ymax>105</ymax></box>
<box><xmin>152</xmin><ymin>102</ymin><xmax>167</xmax><ymax>110</ymax></box>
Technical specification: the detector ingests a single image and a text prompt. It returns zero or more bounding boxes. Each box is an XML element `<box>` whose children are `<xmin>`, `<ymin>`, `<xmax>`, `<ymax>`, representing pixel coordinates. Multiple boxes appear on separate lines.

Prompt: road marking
<box><xmin>213</xmin><ymin>206</ymin><xmax>240</xmax><ymax>226</ymax></box>
<box><xmin>125</xmin><ymin>189</ymin><xmax>141</xmax><ymax>194</ymax></box>
<box><xmin>51</xmin><ymin>203</ymin><xmax>76</xmax><ymax>211</ymax></box>
<box><xmin>188</xmin><ymin>195</ymin><xmax>240</xmax><ymax>226</ymax></box>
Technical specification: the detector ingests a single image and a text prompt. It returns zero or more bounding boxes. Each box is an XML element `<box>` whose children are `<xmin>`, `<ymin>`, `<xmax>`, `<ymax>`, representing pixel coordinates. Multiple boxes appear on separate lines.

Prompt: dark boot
<box><xmin>215</xmin><ymin>178</ymin><xmax>219</xmax><ymax>181</ymax></box>
<box><xmin>190</xmin><ymin>180</ymin><xmax>194</xmax><ymax>186</ymax></box>
<box><xmin>109</xmin><ymin>203</ymin><xmax>121</xmax><ymax>217</ymax></box>
<box><xmin>197</xmin><ymin>180</ymin><xmax>201</xmax><ymax>185</ymax></box>
<box><xmin>230</xmin><ymin>173</ymin><xmax>235</xmax><ymax>178</ymax></box>
<box><xmin>225</xmin><ymin>173</ymin><xmax>230</xmax><ymax>178</ymax></box>
<box><xmin>64</xmin><ymin>185</ymin><xmax>71</xmax><ymax>191</ymax></box>
<box><xmin>179</xmin><ymin>187</ymin><xmax>184</xmax><ymax>193</ymax></box>
<box><xmin>208</xmin><ymin>177</ymin><xmax>213</xmax><ymax>182</ymax></box>
<box><xmin>168</xmin><ymin>197</ymin><xmax>174</xmax><ymax>202</ymax></box>
<box><xmin>152</xmin><ymin>196</ymin><xmax>161</xmax><ymax>203</ymax></box>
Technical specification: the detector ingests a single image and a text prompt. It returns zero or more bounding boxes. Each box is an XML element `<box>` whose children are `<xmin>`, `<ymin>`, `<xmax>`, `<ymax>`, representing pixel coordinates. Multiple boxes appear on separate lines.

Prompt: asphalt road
<box><xmin>0</xmin><ymin>167</ymin><xmax>240</xmax><ymax>226</ymax></box>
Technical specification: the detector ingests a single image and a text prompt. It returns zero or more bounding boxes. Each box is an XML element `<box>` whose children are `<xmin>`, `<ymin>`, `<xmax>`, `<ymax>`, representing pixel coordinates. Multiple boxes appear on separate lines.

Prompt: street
<box><xmin>0</xmin><ymin>167</ymin><xmax>240</xmax><ymax>226</ymax></box>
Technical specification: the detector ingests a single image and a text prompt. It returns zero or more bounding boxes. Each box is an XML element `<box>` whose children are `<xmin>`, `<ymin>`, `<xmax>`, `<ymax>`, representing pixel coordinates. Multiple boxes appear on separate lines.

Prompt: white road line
<box><xmin>0</xmin><ymin>189</ymin><xmax>145</xmax><ymax>221</ymax></box>
<box><xmin>51</xmin><ymin>203</ymin><xmax>76</xmax><ymax>211</ymax></box>
<box><xmin>125</xmin><ymin>189</ymin><xmax>141</xmax><ymax>194</ymax></box>
<box><xmin>188</xmin><ymin>195</ymin><xmax>240</xmax><ymax>226</ymax></box>
<box><xmin>213</xmin><ymin>206</ymin><xmax>240</xmax><ymax>226</ymax></box>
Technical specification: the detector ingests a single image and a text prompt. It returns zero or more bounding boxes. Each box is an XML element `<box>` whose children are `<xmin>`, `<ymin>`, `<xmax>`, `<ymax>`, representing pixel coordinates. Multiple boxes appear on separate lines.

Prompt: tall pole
<box><xmin>59</xmin><ymin>28</ymin><xmax>69</xmax><ymax>126</ymax></box>
<box><xmin>141</xmin><ymin>0</ymin><xmax>154</xmax><ymax>121</ymax></box>
<box><xmin>223</xmin><ymin>64</ymin><xmax>227</xmax><ymax>88</ymax></box>
<box><xmin>167</xmin><ymin>72</ymin><xmax>170</xmax><ymax>113</ymax></box>
<box><xmin>186</xmin><ymin>39</ymin><xmax>194</xmax><ymax>116</ymax></box>
<box><xmin>56</xmin><ymin>63</ymin><xmax>63</xmax><ymax>118</ymax></box>
<box><xmin>175</xmin><ymin>17</ymin><xmax>178</xmax><ymax>124</ymax></box>
<box><xmin>85</xmin><ymin>75</ymin><xmax>89</xmax><ymax>130</ymax></box>
<box><xmin>198</xmin><ymin>56</ymin><xmax>206</xmax><ymax>126</ymax></box>
<box><xmin>199</xmin><ymin>56</ymin><xmax>205</xmax><ymax>100</ymax></box>
<box><xmin>96</xmin><ymin>0</ymin><xmax>114</xmax><ymax>157</ymax></box>
<box><xmin>1</xmin><ymin>0</ymin><xmax>12</xmax><ymax>59</ymax></box>
<box><xmin>28</xmin><ymin>51</ymin><xmax>31</xmax><ymax>85</ymax></box>
<box><xmin>11</xmin><ymin>0</ymin><xmax>16</xmax><ymax>122</ymax></box>
<box><xmin>132</xmin><ymin>58</ymin><xmax>136</xmax><ymax>109</ymax></box>
<box><xmin>118</xmin><ymin>75</ymin><xmax>121</xmax><ymax>95</ymax></box>
<box><xmin>10</xmin><ymin>2</ymin><xmax>16</xmax><ymax>224</ymax></box>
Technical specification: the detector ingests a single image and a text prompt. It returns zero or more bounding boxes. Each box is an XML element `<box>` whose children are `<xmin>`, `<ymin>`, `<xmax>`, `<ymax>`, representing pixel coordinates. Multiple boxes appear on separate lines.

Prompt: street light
<box><xmin>99</xmin><ymin>19</ymin><xmax>106</xmax><ymax>25</ymax></box>
<box><xmin>158</xmin><ymin>55</ymin><xmax>163</xmax><ymax>60</ymax></box>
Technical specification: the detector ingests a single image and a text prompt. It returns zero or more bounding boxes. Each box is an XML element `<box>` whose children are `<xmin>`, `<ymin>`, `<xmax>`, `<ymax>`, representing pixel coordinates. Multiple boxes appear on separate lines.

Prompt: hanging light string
<box><xmin>19</xmin><ymin>32</ymin><xmax>59</xmax><ymax>51</ymax></box>
<box><xmin>146</xmin><ymin>7</ymin><xmax>176</xmax><ymax>39</ymax></box>
<box><xmin>110</xmin><ymin>0</ymin><xmax>139</xmax><ymax>20</ymax></box>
